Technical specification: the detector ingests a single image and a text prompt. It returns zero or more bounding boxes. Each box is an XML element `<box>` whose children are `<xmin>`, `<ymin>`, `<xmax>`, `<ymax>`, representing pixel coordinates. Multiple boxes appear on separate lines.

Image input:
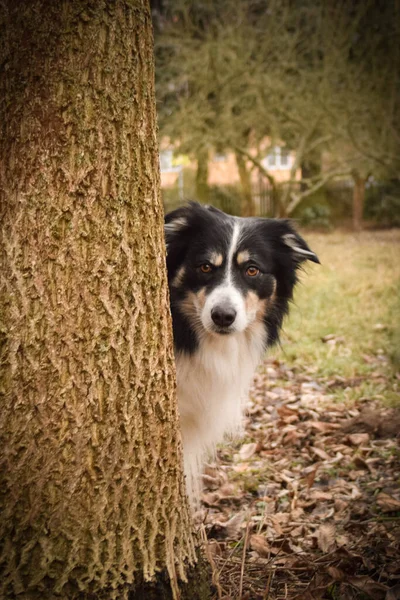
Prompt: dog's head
<box><xmin>165</xmin><ymin>202</ymin><xmax>319</xmax><ymax>350</ymax></box>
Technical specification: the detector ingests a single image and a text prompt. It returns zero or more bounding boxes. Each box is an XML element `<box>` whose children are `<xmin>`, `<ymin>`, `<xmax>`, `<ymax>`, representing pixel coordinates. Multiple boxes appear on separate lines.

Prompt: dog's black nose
<box><xmin>211</xmin><ymin>306</ymin><xmax>237</xmax><ymax>328</ymax></box>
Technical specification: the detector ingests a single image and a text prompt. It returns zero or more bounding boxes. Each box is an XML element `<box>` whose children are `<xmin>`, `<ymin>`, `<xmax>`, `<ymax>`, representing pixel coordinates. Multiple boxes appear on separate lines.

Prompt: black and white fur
<box><xmin>165</xmin><ymin>202</ymin><xmax>319</xmax><ymax>496</ymax></box>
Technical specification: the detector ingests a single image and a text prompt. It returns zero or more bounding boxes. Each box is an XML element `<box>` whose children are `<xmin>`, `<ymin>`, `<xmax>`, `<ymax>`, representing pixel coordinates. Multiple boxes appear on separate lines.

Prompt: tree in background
<box><xmin>0</xmin><ymin>1</ymin><xmax>210</xmax><ymax>598</ymax></box>
<box><xmin>319</xmin><ymin>0</ymin><xmax>400</xmax><ymax>230</ymax></box>
<box><xmin>154</xmin><ymin>0</ymin><xmax>400</xmax><ymax>226</ymax></box>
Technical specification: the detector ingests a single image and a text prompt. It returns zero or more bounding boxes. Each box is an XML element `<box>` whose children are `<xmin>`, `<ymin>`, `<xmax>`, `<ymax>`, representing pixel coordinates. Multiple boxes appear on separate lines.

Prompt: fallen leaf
<box><xmin>317</xmin><ymin>523</ymin><xmax>336</xmax><ymax>553</ymax></box>
<box><xmin>238</xmin><ymin>442</ymin><xmax>258</xmax><ymax>460</ymax></box>
<box><xmin>353</xmin><ymin>456</ymin><xmax>370</xmax><ymax>470</ymax></box>
<box><xmin>305</xmin><ymin>467</ymin><xmax>318</xmax><ymax>489</ymax></box>
<box><xmin>347</xmin><ymin>575</ymin><xmax>387</xmax><ymax>599</ymax></box>
<box><xmin>308</xmin><ymin>421</ymin><xmax>340</xmax><ymax>433</ymax></box>
<box><xmin>208</xmin><ymin>513</ymin><xmax>244</xmax><ymax>539</ymax></box>
<box><xmin>250</xmin><ymin>533</ymin><xmax>270</xmax><ymax>557</ymax></box>
<box><xmin>322</xmin><ymin>333</ymin><xmax>345</xmax><ymax>344</ymax></box>
<box><xmin>373</xmin><ymin>323</ymin><xmax>387</xmax><ymax>331</ymax></box>
<box><xmin>309</xmin><ymin>490</ymin><xmax>333</xmax><ymax>501</ymax></box>
<box><xmin>327</xmin><ymin>565</ymin><xmax>344</xmax><ymax>581</ymax></box>
<box><xmin>386</xmin><ymin>584</ymin><xmax>400</xmax><ymax>600</ymax></box>
<box><xmin>269</xmin><ymin>515</ymin><xmax>283</xmax><ymax>535</ymax></box>
<box><xmin>348</xmin><ymin>433</ymin><xmax>370</xmax><ymax>445</ymax></box>
<box><xmin>376</xmin><ymin>492</ymin><xmax>400</xmax><ymax>513</ymax></box>
<box><xmin>312</xmin><ymin>447</ymin><xmax>331</xmax><ymax>460</ymax></box>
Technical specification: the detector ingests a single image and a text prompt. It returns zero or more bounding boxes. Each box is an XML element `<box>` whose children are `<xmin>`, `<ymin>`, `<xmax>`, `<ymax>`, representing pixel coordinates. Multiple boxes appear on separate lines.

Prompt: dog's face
<box><xmin>165</xmin><ymin>202</ymin><xmax>318</xmax><ymax>352</ymax></box>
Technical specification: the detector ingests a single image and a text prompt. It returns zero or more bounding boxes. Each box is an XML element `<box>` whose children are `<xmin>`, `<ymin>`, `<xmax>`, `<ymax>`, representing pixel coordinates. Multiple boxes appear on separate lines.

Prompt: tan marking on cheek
<box><xmin>245</xmin><ymin>291</ymin><xmax>267</xmax><ymax>321</ymax></box>
<box><xmin>180</xmin><ymin>292</ymin><xmax>198</xmax><ymax>321</ymax></box>
<box><xmin>210</xmin><ymin>252</ymin><xmax>223</xmax><ymax>267</ymax></box>
<box><xmin>237</xmin><ymin>250</ymin><xmax>250</xmax><ymax>265</ymax></box>
<box><xmin>262</xmin><ymin>278</ymin><xmax>278</xmax><ymax>317</ymax></box>
<box><xmin>255</xmin><ymin>298</ymin><xmax>268</xmax><ymax>319</ymax></box>
<box><xmin>195</xmin><ymin>287</ymin><xmax>207</xmax><ymax>309</ymax></box>
<box><xmin>179</xmin><ymin>288</ymin><xmax>207</xmax><ymax>321</ymax></box>
<box><xmin>268</xmin><ymin>278</ymin><xmax>277</xmax><ymax>306</ymax></box>
<box><xmin>245</xmin><ymin>279</ymin><xmax>277</xmax><ymax>322</ymax></box>
<box><xmin>245</xmin><ymin>290</ymin><xmax>260</xmax><ymax>315</ymax></box>
<box><xmin>172</xmin><ymin>266</ymin><xmax>186</xmax><ymax>288</ymax></box>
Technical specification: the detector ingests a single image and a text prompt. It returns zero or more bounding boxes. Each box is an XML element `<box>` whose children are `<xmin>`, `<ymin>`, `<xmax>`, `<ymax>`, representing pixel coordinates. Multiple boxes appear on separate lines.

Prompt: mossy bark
<box><xmin>0</xmin><ymin>1</ymin><xmax>207</xmax><ymax>598</ymax></box>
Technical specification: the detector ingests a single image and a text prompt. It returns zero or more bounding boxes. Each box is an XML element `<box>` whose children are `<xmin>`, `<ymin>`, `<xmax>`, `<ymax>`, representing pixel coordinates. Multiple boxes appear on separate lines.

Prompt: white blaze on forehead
<box><xmin>226</xmin><ymin>221</ymin><xmax>241</xmax><ymax>284</ymax></box>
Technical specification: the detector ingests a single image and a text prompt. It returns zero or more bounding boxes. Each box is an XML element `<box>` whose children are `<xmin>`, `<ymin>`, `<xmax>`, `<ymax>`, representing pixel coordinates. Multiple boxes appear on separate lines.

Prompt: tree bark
<box><xmin>352</xmin><ymin>171</ymin><xmax>366</xmax><ymax>231</ymax></box>
<box><xmin>0</xmin><ymin>1</ymin><xmax>208</xmax><ymax>598</ymax></box>
<box><xmin>235</xmin><ymin>152</ymin><xmax>255</xmax><ymax>216</ymax></box>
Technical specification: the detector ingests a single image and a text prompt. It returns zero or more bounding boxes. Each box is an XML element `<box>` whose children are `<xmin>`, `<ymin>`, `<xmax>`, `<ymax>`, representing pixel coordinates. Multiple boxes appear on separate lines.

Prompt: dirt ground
<box><xmin>198</xmin><ymin>357</ymin><xmax>400</xmax><ymax>600</ymax></box>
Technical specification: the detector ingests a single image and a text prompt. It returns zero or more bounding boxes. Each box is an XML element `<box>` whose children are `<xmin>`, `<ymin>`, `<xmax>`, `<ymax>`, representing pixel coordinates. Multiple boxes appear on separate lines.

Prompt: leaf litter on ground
<box><xmin>197</xmin><ymin>357</ymin><xmax>400</xmax><ymax>600</ymax></box>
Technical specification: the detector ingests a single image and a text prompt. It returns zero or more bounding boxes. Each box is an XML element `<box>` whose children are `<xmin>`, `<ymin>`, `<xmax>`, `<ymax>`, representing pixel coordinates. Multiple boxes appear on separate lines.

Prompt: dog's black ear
<box><xmin>280</xmin><ymin>222</ymin><xmax>320</xmax><ymax>265</ymax></box>
<box><xmin>164</xmin><ymin>201</ymin><xmax>212</xmax><ymax>250</ymax></box>
<box><xmin>164</xmin><ymin>203</ymin><xmax>205</xmax><ymax>278</ymax></box>
<box><xmin>164</xmin><ymin>206</ymin><xmax>191</xmax><ymax>250</ymax></box>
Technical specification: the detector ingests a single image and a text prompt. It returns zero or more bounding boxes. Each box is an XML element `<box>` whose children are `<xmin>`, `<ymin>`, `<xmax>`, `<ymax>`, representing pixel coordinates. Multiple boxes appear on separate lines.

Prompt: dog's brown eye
<box><xmin>246</xmin><ymin>266</ymin><xmax>259</xmax><ymax>277</ymax></box>
<box><xmin>200</xmin><ymin>263</ymin><xmax>212</xmax><ymax>273</ymax></box>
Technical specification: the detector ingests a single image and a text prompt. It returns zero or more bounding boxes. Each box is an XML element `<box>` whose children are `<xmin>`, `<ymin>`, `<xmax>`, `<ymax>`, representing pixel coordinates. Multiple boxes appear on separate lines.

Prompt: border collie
<box><xmin>165</xmin><ymin>202</ymin><xmax>319</xmax><ymax>496</ymax></box>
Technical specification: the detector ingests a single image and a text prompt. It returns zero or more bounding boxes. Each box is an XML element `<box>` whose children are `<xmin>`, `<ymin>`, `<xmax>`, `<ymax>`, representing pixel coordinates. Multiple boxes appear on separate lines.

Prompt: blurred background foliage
<box><xmin>152</xmin><ymin>0</ymin><xmax>400</xmax><ymax>230</ymax></box>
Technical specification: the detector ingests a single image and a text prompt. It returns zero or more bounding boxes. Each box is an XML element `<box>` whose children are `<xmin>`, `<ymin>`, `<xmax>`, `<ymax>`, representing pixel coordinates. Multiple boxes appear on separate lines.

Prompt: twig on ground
<box><xmin>239</xmin><ymin>517</ymin><xmax>251</xmax><ymax>599</ymax></box>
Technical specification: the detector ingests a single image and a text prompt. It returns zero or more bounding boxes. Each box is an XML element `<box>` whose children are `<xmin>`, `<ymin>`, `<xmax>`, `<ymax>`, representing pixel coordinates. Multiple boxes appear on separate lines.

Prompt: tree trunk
<box><xmin>235</xmin><ymin>152</ymin><xmax>255</xmax><ymax>216</ymax></box>
<box><xmin>0</xmin><ymin>1</ymin><xmax>209</xmax><ymax>598</ymax></box>
<box><xmin>352</xmin><ymin>171</ymin><xmax>366</xmax><ymax>231</ymax></box>
<box><xmin>195</xmin><ymin>148</ymin><xmax>210</xmax><ymax>204</ymax></box>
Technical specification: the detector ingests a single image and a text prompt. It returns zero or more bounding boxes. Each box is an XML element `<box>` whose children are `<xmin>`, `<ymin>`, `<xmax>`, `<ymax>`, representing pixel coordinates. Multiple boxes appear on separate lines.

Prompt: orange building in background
<box><xmin>160</xmin><ymin>146</ymin><xmax>300</xmax><ymax>191</ymax></box>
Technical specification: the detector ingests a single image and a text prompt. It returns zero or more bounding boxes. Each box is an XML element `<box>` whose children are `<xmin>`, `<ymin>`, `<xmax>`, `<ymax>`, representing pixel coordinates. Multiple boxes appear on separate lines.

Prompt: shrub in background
<box><xmin>365</xmin><ymin>179</ymin><xmax>400</xmax><ymax>227</ymax></box>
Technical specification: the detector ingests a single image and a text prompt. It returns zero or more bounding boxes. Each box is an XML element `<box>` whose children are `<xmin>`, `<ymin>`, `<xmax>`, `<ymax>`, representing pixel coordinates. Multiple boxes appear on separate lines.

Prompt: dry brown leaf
<box><xmin>334</xmin><ymin>499</ymin><xmax>349</xmax><ymax>514</ymax></box>
<box><xmin>308</xmin><ymin>420</ymin><xmax>340</xmax><ymax>433</ymax></box>
<box><xmin>277</xmin><ymin>405</ymin><xmax>299</xmax><ymax>417</ymax></box>
<box><xmin>309</xmin><ymin>490</ymin><xmax>333</xmax><ymax>501</ymax></box>
<box><xmin>386</xmin><ymin>584</ymin><xmax>400</xmax><ymax>600</ymax></box>
<box><xmin>327</xmin><ymin>566</ymin><xmax>344</xmax><ymax>581</ymax></box>
<box><xmin>353</xmin><ymin>456</ymin><xmax>370</xmax><ymax>470</ymax></box>
<box><xmin>312</xmin><ymin>447</ymin><xmax>331</xmax><ymax>460</ymax></box>
<box><xmin>347</xmin><ymin>575</ymin><xmax>387</xmax><ymax>599</ymax></box>
<box><xmin>207</xmin><ymin>540</ymin><xmax>223</xmax><ymax>557</ymax></box>
<box><xmin>290</xmin><ymin>525</ymin><xmax>304</xmax><ymax>538</ymax></box>
<box><xmin>238</xmin><ymin>442</ymin><xmax>258</xmax><ymax>460</ymax></box>
<box><xmin>317</xmin><ymin>523</ymin><xmax>336</xmax><ymax>553</ymax></box>
<box><xmin>373</xmin><ymin>323</ymin><xmax>388</xmax><ymax>331</ymax></box>
<box><xmin>250</xmin><ymin>533</ymin><xmax>271</xmax><ymax>557</ymax></box>
<box><xmin>218</xmin><ymin>484</ymin><xmax>237</xmax><ymax>497</ymax></box>
<box><xmin>336</xmin><ymin>534</ymin><xmax>350</xmax><ymax>547</ymax></box>
<box><xmin>305</xmin><ymin>467</ymin><xmax>318</xmax><ymax>489</ymax></box>
<box><xmin>291</xmin><ymin>507</ymin><xmax>304</xmax><ymax>520</ymax></box>
<box><xmin>209</xmin><ymin>512</ymin><xmax>245</xmax><ymax>540</ymax></box>
<box><xmin>202</xmin><ymin>492</ymin><xmax>220</xmax><ymax>506</ymax></box>
<box><xmin>348</xmin><ymin>432</ymin><xmax>370</xmax><ymax>445</ymax></box>
<box><xmin>269</xmin><ymin>515</ymin><xmax>283</xmax><ymax>535</ymax></box>
<box><xmin>273</xmin><ymin>512</ymin><xmax>291</xmax><ymax>524</ymax></box>
<box><xmin>376</xmin><ymin>492</ymin><xmax>400</xmax><ymax>513</ymax></box>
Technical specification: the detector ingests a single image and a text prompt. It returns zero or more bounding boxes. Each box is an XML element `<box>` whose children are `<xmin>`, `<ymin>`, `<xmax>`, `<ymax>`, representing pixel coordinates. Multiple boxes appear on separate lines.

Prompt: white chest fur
<box><xmin>176</xmin><ymin>321</ymin><xmax>266</xmax><ymax>495</ymax></box>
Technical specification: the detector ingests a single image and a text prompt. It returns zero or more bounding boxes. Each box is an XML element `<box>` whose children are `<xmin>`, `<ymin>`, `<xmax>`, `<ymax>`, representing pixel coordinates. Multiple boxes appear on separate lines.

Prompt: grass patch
<box><xmin>273</xmin><ymin>229</ymin><xmax>400</xmax><ymax>405</ymax></box>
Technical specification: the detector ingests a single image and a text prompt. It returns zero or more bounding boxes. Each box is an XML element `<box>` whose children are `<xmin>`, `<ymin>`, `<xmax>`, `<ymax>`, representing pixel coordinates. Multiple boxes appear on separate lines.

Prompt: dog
<box><xmin>164</xmin><ymin>202</ymin><xmax>319</xmax><ymax>496</ymax></box>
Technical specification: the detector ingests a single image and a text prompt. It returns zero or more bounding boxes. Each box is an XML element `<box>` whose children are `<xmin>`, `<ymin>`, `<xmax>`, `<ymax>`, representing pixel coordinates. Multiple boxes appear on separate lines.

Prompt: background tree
<box><xmin>154</xmin><ymin>0</ymin><xmax>400</xmax><ymax>225</ymax></box>
<box><xmin>0</xmin><ymin>1</ymin><xmax>210</xmax><ymax>598</ymax></box>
